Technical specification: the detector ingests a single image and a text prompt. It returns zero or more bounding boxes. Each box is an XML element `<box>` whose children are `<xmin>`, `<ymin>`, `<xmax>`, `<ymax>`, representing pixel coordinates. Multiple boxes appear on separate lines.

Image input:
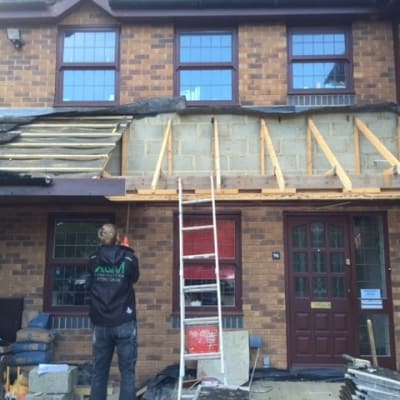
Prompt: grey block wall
<box><xmin>112</xmin><ymin>111</ymin><xmax>398</xmax><ymax>178</ymax></box>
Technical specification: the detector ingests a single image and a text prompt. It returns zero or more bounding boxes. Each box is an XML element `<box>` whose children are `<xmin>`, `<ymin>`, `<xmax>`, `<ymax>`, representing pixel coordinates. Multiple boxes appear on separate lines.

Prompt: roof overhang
<box><xmin>0</xmin><ymin>177</ymin><xmax>126</xmax><ymax>196</ymax></box>
<box><xmin>0</xmin><ymin>0</ymin><xmax>398</xmax><ymax>23</ymax></box>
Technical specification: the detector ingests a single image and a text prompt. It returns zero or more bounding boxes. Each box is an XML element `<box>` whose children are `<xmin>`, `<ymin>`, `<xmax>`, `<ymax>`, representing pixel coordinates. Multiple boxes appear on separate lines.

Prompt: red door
<box><xmin>286</xmin><ymin>216</ymin><xmax>354</xmax><ymax>366</ymax></box>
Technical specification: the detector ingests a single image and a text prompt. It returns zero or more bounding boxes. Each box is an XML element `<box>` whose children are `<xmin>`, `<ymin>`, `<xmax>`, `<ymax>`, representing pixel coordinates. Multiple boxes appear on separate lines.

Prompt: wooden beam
<box><xmin>107</xmin><ymin>189</ymin><xmax>400</xmax><ymax>202</ymax></box>
<box><xmin>354</xmin><ymin>118</ymin><xmax>361</xmax><ymax>175</ymax></box>
<box><xmin>0</xmin><ymin>154</ymin><xmax>108</xmax><ymax>160</ymax></box>
<box><xmin>0</xmin><ymin>166</ymin><xmax>103</xmax><ymax>172</ymax></box>
<box><xmin>4</xmin><ymin>142</ymin><xmax>117</xmax><ymax>148</ymax></box>
<box><xmin>307</xmin><ymin>122</ymin><xmax>313</xmax><ymax>175</ymax></box>
<box><xmin>355</xmin><ymin>117</ymin><xmax>400</xmax><ymax>172</ymax></box>
<box><xmin>151</xmin><ymin>119</ymin><xmax>172</xmax><ymax>191</ymax></box>
<box><xmin>261</xmin><ymin>119</ymin><xmax>286</xmax><ymax>190</ymax></box>
<box><xmin>20</xmin><ymin>132</ymin><xmax>122</xmax><ymax>138</ymax></box>
<box><xmin>260</xmin><ymin>122</ymin><xmax>265</xmax><ymax>175</ymax></box>
<box><xmin>397</xmin><ymin>116</ymin><xmax>400</xmax><ymax>159</ymax></box>
<box><xmin>308</xmin><ymin>118</ymin><xmax>352</xmax><ymax>192</ymax></box>
<box><xmin>213</xmin><ymin>118</ymin><xmax>221</xmax><ymax>190</ymax></box>
<box><xmin>121</xmin><ymin>127</ymin><xmax>129</xmax><ymax>176</ymax></box>
<box><xmin>168</xmin><ymin>124</ymin><xmax>173</xmax><ymax>176</ymax></box>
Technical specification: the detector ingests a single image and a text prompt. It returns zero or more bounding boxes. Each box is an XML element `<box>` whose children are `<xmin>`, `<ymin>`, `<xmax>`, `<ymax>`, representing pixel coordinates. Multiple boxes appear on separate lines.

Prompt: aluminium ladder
<box><xmin>177</xmin><ymin>176</ymin><xmax>226</xmax><ymax>400</ymax></box>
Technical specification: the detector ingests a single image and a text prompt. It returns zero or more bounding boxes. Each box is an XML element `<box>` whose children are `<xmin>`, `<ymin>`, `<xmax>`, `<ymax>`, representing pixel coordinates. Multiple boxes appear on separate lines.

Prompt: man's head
<box><xmin>98</xmin><ymin>223</ymin><xmax>119</xmax><ymax>246</ymax></box>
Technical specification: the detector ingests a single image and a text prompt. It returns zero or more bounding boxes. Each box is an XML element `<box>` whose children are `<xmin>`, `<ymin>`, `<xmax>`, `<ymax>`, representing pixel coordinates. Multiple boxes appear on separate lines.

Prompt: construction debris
<box><xmin>340</xmin><ymin>355</ymin><xmax>400</xmax><ymax>399</ymax></box>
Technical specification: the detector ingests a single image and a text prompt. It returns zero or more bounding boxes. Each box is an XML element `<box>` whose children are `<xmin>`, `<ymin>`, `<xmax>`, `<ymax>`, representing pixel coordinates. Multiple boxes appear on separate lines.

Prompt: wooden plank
<box><xmin>261</xmin><ymin>119</ymin><xmax>286</xmax><ymax>190</ymax></box>
<box><xmin>20</xmin><ymin>132</ymin><xmax>122</xmax><ymax>138</ymax></box>
<box><xmin>354</xmin><ymin>118</ymin><xmax>361</xmax><ymax>175</ymax></box>
<box><xmin>4</xmin><ymin>142</ymin><xmax>116</xmax><ymax>147</ymax></box>
<box><xmin>121</xmin><ymin>127</ymin><xmax>129</xmax><ymax>176</ymax></box>
<box><xmin>213</xmin><ymin>118</ymin><xmax>221</xmax><ymax>190</ymax></box>
<box><xmin>307</xmin><ymin>123</ymin><xmax>313</xmax><ymax>175</ymax></box>
<box><xmin>355</xmin><ymin>117</ymin><xmax>400</xmax><ymax>170</ymax></box>
<box><xmin>0</xmin><ymin>154</ymin><xmax>108</xmax><ymax>160</ymax></box>
<box><xmin>0</xmin><ymin>166</ymin><xmax>103</xmax><ymax>172</ymax></box>
<box><xmin>168</xmin><ymin>123</ymin><xmax>173</xmax><ymax>176</ymax></box>
<box><xmin>151</xmin><ymin>119</ymin><xmax>172</xmax><ymax>191</ymax></box>
<box><xmin>260</xmin><ymin>123</ymin><xmax>265</xmax><ymax>175</ymax></box>
<box><xmin>308</xmin><ymin>118</ymin><xmax>352</xmax><ymax>192</ymax></box>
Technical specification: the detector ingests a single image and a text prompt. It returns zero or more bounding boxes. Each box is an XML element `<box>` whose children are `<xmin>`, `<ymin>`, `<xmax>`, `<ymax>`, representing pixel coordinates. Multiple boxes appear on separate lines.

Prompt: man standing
<box><xmin>87</xmin><ymin>223</ymin><xmax>139</xmax><ymax>400</ymax></box>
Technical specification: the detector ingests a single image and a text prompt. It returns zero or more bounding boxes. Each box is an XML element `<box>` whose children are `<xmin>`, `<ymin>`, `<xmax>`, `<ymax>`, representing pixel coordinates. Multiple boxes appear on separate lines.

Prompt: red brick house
<box><xmin>0</xmin><ymin>0</ymin><xmax>400</xmax><ymax>386</ymax></box>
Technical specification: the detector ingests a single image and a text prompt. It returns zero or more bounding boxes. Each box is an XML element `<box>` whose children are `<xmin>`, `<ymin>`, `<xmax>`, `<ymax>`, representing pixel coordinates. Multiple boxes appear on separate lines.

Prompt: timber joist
<box><xmin>108</xmin><ymin>115</ymin><xmax>400</xmax><ymax>202</ymax></box>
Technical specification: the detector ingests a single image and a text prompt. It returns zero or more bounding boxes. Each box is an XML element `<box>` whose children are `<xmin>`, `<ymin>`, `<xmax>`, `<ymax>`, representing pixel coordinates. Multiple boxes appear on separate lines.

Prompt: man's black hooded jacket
<box><xmin>87</xmin><ymin>244</ymin><xmax>139</xmax><ymax>327</ymax></box>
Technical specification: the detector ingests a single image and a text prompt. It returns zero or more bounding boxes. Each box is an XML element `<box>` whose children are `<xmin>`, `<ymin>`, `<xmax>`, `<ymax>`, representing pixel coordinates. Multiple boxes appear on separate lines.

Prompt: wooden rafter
<box><xmin>213</xmin><ymin>118</ymin><xmax>221</xmax><ymax>190</ymax></box>
<box><xmin>308</xmin><ymin>118</ymin><xmax>352</xmax><ymax>192</ymax></box>
<box><xmin>151</xmin><ymin>119</ymin><xmax>172</xmax><ymax>191</ymax></box>
<box><xmin>354</xmin><ymin>117</ymin><xmax>400</xmax><ymax>176</ymax></box>
<box><xmin>260</xmin><ymin>119</ymin><xmax>286</xmax><ymax>190</ymax></box>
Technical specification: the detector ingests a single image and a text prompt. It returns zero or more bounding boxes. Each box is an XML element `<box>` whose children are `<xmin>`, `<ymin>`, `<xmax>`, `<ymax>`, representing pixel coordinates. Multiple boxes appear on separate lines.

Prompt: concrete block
<box><xmin>29</xmin><ymin>366</ymin><xmax>77</xmax><ymax>394</ymax></box>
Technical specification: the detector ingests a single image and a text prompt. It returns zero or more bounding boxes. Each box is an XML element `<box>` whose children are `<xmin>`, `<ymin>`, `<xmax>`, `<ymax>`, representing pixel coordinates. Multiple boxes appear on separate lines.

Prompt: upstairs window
<box><xmin>288</xmin><ymin>27</ymin><xmax>353</xmax><ymax>94</ymax></box>
<box><xmin>56</xmin><ymin>27</ymin><xmax>119</xmax><ymax>106</ymax></box>
<box><xmin>175</xmin><ymin>30</ymin><xmax>237</xmax><ymax>104</ymax></box>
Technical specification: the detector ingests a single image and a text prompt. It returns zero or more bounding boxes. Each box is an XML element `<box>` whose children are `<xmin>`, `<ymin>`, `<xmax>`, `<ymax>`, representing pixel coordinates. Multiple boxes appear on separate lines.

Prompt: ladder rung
<box><xmin>184</xmin><ymin>351</ymin><xmax>222</xmax><ymax>361</ymax></box>
<box><xmin>181</xmin><ymin>394</ymin><xmax>196</xmax><ymax>400</ymax></box>
<box><xmin>182</xmin><ymin>198</ymin><xmax>212</xmax><ymax>205</ymax></box>
<box><xmin>183</xmin><ymin>253</ymin><xmax>215</xmax><ymax>260</ymax></box>
<box><xmin>182</xmin><ymin>224</ymin><xmax>214</xmax><ymax>231</ymax></box>
<box><xmin>183</xmin><ymin>283</ymin><xmax>218</xmax><ymax>293</ymax></box>
<box><xmin>184</xmin><ymin>316</ymin><xmax>220</xmax><ymax>325</ymax></box>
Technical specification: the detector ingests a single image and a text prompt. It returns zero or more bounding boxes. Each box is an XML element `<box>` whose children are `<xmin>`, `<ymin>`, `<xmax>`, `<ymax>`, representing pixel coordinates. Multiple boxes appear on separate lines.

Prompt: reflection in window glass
<box><xmin>312</xmin><ymin>251</ymin><xmax>326</xmax><ymax>273</ymax></box>
<box><xmin>313</xmin><ymin>277</ymin><xmax>328</xmax><ymax>298</ymax></box>
<box><xmin>295</xmin><ymin>277</ymin><xmax>309</xmax><ymax>297</ymax></box>
<box><xmin>293</xmin><ymin>62</ymin><xmax>346</xmax><ymax>90</ymax></box>
<box><xmin>180</xmin><ymin>70</ymin><xmax>232</xmax><ymax>101</ymax></box>
<box><xmin>177</xmin><ymin>31</ymin><xmax>235</xmax><ymax>102</ymax></box>
<box><xmin>353</xmin><ymin>215</ymin><xmax>386</xmax><ymax>297</ymax></box>
<box><xmin>180</xmin><ymin>33</ymin><xmax>232</xmax><ymax>63</ymax></box>
<box><xmin>63</xmin><ymin>70</ymin><xmax>115</xmax><ymax>102</ymax></box>
<box><xmin>48</xmin><ymin>218</ymin><xmax>110</xmax><ymax>308</ymax></box>
<box><xmin>293</xmin><ymin>252</ymin><xmax>308</xmax><ymax>273</ymax></box>
<box><xmin>292</xmin><ymin>33</ymin><xmax>345</xmax><ymax>56</ymax></box>
<box><xmin>292</xmin><ymin>225</ymin><xmax>307</xmax><ymax>248</ymax></box>
<box><xmin>360</xmin><ymin>314</ymin><xmax>390</xmax><ymax>356</ymax></box>
<box><xmin>59</xmin><ymin>28</ymin><xmax>118</xmax><ymax>104</ymax></box>
<box><xmin>311</xmin><ymin>222</ymin><xmax>325</xmax><ymax>247</ymax></box>
<box><xmin>289</xmin><ymin>28</ymin><xmax>350</xmax><ymax>92</ymax></box>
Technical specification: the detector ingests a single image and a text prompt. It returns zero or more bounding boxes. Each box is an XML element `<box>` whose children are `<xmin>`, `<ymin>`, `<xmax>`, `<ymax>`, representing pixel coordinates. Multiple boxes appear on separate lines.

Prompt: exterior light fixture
<box><xmin>6</xmin><ymin>28</ymin><xmax>25</xmax><ymax>50</ymax></box>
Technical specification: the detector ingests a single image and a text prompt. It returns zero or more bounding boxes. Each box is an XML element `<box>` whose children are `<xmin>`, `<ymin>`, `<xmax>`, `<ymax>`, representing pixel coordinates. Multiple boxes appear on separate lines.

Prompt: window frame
<box><xmin>55</xmin><ymin>26</ymin><xmax>120</xmax><ymax>107</ymax></box>
<box><xmin>172</xmin><ymin>212</ymin><xmax>242</xmax><ymax>315</ymax></box>
<box><xmin>174</xmin><ymin>27</ymin><xmax>239</xmax><ymax>105</ymax></box>
<box><xmin>287</xmin><ymin>26</ymin><xmax>354</xmax><ymax>95</ymax></box>
<box><xmin>43</xmin><ymin>213</ymin><xmax>114</xmax><ymax>314</ymax></box>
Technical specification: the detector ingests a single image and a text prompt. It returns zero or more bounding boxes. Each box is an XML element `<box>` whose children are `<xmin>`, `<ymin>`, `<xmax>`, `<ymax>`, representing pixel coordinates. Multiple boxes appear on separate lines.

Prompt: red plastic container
<box><xmin>186</xmin><ymin>325</ymin><xmax>219</xmax><ymax>353</ymax></box>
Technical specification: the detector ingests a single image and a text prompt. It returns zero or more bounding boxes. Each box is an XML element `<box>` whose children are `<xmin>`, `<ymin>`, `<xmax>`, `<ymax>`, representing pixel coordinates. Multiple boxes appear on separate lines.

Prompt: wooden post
<box><xmin>353</xmin><ymin>118</ymin><xmax>361</xmax><ymax>175</ymax></box>
<box><xmin>367</xmin><ymin>318</ymin><xmax>378</xmax><ymax>367</ymax></box>
<box><xmin>260</xmin><ymin>120</ymin><xmax>265</xmax><ymax>175</ymax></box>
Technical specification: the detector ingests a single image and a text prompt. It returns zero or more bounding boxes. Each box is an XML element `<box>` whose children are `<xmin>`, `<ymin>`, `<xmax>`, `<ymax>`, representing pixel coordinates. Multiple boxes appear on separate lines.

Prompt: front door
<box><xmin>286</xmin><ymin>214</ymin><xmax>395</xmax><ymax>368</ymax></box>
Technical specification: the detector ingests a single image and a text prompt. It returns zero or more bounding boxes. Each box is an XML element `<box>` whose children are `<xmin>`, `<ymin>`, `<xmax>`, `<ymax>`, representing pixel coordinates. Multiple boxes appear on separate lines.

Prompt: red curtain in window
<box><xmin>183</xmin><ymin>219</ymin><xmax>235</xmax><ymax>258</ymax></box>
<box><xmin>184</xmin><ymin>265</ymin><xmax>235</xmax><ymax>280</ymax></box>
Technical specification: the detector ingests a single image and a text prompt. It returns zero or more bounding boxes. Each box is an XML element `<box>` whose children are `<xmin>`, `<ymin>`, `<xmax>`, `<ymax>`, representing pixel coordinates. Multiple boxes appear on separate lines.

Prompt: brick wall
<box><xmin>0</xmin><ymin>2</ymin><xmax>397</xmax><ymax>108</ymax></box>
<box><xmin>2</xmin><ymin>202</ymin><xmax>400</xmax><ymax>383</ymax></box>
<box><xmin>353</xmin><ymin>20</ymin><xmax>397</xmax><ymax>104</ymax></box>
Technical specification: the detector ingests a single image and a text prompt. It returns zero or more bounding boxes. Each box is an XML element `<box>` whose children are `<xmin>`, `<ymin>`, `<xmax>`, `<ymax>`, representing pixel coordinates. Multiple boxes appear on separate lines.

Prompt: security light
<box><xmin>6</xmin><ymin>28</ymin><xmax>25</xmax><ymax>50</ymax></box>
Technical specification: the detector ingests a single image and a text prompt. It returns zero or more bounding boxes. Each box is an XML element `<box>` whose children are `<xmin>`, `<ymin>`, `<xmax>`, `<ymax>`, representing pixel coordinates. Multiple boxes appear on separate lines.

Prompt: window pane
<box><xmin>292</xmin><ymin>225</ymin><xmax>307</xmax><ymax>248</ymax></box>
<box><xmin>311</xmin><ymin>222</ymin><xmax>325</xmax><ymax>247</ymax></box>
<box><xmin>292</xmin><ymin>32</ymin><xmax>345</xmax><ymax>56</ymax></box>
<box><xmin>184</xmin><ymin>265</ymin><xmax>235</xmax><ymax>306</ymax></box>
<box><xmin>180</xmin><ymin>33</ymin><xmax>232</xmax><ymax>63</ymax></box>
<box><xmin>54</xmin><ymin>220</ymin><xmax>100</xmax><ymax>258</ymax></box>
<box><xmin>180</xmin><ymin>70</ymin><xmax>232</xmax><ymax>101</ymax></box>
<box><xmin>63</xmin><ymin>31</ymin><xmax>116</xmax><ymax>63</ymax></box>
<box><xmin>353</xmin><ymin>215</ymin><xmax>387</xmax><ymax>297</ymax></box>
<box><xmin>295</xmin><ymin>277</ymin><xmax>309</xmax><ymax>297</ymax></box>
<box><xmin>293</xmin><ymin>252</ymin><xmax>308</xmax><ymax>272</ymax></box>
<box><xmin>312</xmin><ymin>251</ymin><xmax>326</xmax><ymax>273</ymax></box>
<box><xmin>332</xmin><ymin>277</ymin><xmax>345</xmax><ymax>298</ymax></box>
<box><xmin>360</xmin><ymin>314</ymin><xmax>390</xmax><ymax>356</ymax></box>
<box><xmin>313</xmin><ymin>277</ymin><xmax>328</xmax><ymax>298</ymax></box>
<box><xmin>293</xmin><ymin>62</ymin><xmax>346</xmax><ymax>89</ymax></box>
<box><xmin>52</xmin><ymin>264</ymin><xmax>89</xmax><ymax>306</ymax></box>
<box><xmin>62</xmin><ymin>70</ymin><xmax>115</xmax><ymax>102</ymax></box>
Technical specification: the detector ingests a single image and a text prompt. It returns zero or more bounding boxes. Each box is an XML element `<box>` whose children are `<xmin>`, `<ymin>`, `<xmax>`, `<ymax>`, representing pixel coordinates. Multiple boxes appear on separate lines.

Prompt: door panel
<box><xmin>287</xmin><ymin>216</ymin><xmax>353</xmax><ymax>365</ymax></box>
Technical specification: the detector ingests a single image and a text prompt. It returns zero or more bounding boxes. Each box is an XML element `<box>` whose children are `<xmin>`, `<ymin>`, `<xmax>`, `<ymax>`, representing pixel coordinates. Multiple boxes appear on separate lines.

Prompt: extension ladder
<box><xmin>177</xmin><ymin>176</ymin><xmax>226</xmax><ymax>400</ymax></box>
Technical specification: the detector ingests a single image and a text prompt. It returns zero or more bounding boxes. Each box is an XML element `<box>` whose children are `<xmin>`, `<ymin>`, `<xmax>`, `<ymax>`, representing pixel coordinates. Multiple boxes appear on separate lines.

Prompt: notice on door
<box><xmin>360</xmin><ymin>288</ymin><xmax>383</xmax><ymax>310</ymax></box>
